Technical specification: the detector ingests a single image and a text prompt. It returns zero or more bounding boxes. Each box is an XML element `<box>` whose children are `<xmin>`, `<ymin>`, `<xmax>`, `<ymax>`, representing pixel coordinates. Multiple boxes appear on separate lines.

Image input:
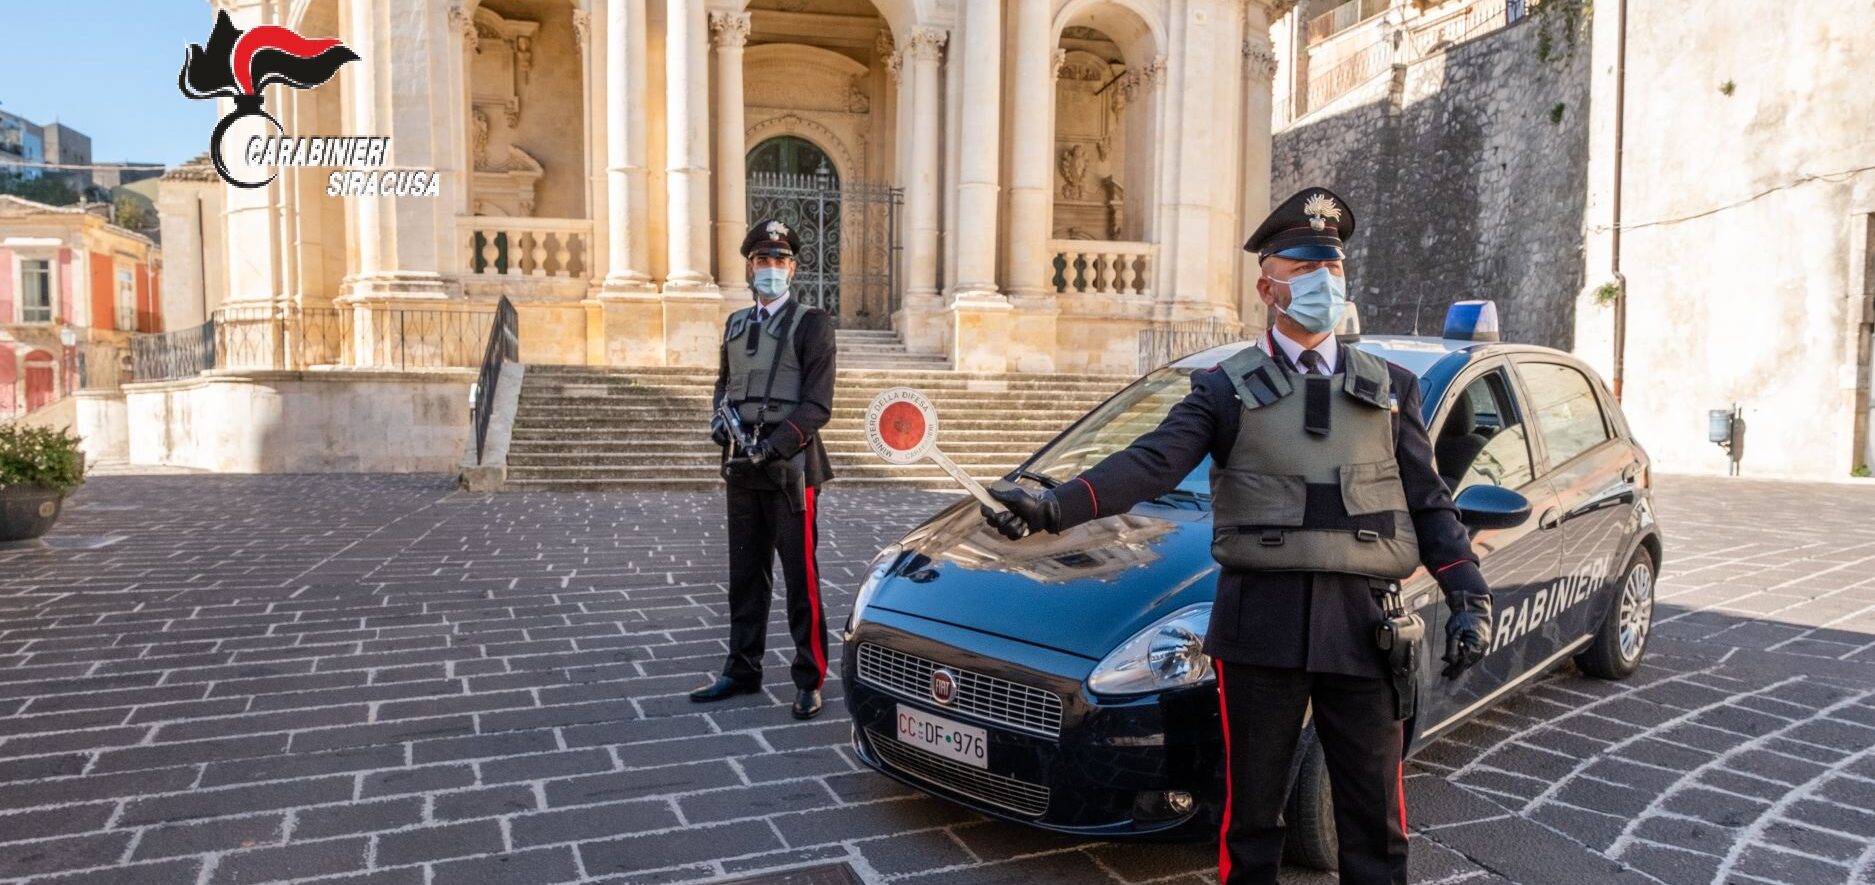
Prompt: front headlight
<box><xmin>1086</xmin><ymin>603</ymin><xmax>1214</xmax><ymax>696</ymax></box>
<box><xmin>845</xmin><ymin>544</ymin><xmax>904</xmax><ymax>637</ymax></box>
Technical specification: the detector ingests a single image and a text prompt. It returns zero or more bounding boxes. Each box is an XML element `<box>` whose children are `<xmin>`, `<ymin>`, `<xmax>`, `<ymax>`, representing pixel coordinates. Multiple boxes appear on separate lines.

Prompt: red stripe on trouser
<box><xmin>803</xmin><ymin>486</ymin><xmax>826</xmax><ymax>688</ymax></box>
<box><xmin>1397</xmin><ymin>760</ymin><xmax>1407</xmax><ymax>833</ymax></box>
<box><xmin>1215</xmin><ymin>660</ymin><xmax>1233</xmax><ymax>883</ymax></box>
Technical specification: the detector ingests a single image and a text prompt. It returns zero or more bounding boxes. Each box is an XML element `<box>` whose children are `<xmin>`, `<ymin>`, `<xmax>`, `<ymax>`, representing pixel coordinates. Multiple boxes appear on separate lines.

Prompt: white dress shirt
<box><xmin>1264</xmin><ymin>323</ymin><xmax>1340</xmax><ymax>375</ymax></box>
<box><xmin>754</xmin><ymin>291</ymin><xmax>791</xmax><ymax>321</ymax></box>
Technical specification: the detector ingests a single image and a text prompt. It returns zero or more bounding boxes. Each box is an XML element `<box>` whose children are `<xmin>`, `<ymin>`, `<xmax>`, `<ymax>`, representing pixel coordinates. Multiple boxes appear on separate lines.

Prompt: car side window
<box><xmin>1518</xmin><ymin>362</ymin><xmax>1612</xmax><ymax>467</ymax></box>
<box><xmin>1434</xmin><ymin>370</ymin><xmax>1535</xmax><ymax>493</ymax></box>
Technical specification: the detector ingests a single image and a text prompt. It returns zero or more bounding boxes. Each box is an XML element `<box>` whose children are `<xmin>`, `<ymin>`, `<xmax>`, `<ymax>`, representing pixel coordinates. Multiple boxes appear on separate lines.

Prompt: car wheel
<box><xmin>1282</xmin><ymin>727</ymin><xmax>1337</xmax><ymax>871</ymax></box>
<box><xmin>1575</xmin><ymin>548</ymin><xmax>1655</xmax><ymax>680</ymax></box>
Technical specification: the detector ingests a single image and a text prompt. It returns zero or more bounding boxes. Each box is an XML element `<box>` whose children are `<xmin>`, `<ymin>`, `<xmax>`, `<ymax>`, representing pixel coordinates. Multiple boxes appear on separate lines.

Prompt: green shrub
<box><xmin>0</xmin><ymin>424</ymin><xmax>87</xmax><ymax>494</ymax></box>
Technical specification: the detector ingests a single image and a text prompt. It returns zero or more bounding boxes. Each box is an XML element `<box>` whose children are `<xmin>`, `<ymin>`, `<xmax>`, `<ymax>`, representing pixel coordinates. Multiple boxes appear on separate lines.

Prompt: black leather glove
<box><xmin>711</xmin><ymin>416</ymin><xmax>730</xmax><ymax>448</ymax></box>
<box><xmin>1441</xmin><ymin>592</ymin><xmax>1493</xmax><ymax>679</ymax></box>
<box><xmin>745</xmin><ymin>440</ymin><xmax>777</xmax><ymax>466</ymax></box>
<box><xmin>980</xmin><ymin>483</ymin><xmax>1061</xmax><ymax>540</ymax></box>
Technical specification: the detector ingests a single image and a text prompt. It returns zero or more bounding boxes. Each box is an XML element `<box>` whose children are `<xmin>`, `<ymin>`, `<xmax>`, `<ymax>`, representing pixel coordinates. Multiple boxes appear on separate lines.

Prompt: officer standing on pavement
<box><xmin>690</xmin><ymin>218</ymin><xmax>838</xmax><ymax>721</ymax></box>
<box><xmin>982</xmin><ymin>188</ymin><xmax>1494</xmax><ymax>884</ymax></box>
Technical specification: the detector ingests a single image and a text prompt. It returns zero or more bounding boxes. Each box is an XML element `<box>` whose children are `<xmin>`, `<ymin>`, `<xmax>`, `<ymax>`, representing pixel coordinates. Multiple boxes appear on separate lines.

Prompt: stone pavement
<box><xmin>1</xmin><ymin>473</ymin><xmax>1872</xmax><ymax>885</ymax></box>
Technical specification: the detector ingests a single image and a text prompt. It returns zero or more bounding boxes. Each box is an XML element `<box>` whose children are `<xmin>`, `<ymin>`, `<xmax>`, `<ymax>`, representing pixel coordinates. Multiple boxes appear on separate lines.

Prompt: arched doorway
<box><xmin>745</xmin><ymin>133</ymin><xmax>901</xmax><ymax>330</ymax></box>
<box><xmin>23</xmin><ymin>350</ymin><xmax>55</xmax><ymax>413</ymax></box>
<box><xmin>746</xmin><ymin>136</ymin><xmax>844</xmax><ymax>319</ymax></box>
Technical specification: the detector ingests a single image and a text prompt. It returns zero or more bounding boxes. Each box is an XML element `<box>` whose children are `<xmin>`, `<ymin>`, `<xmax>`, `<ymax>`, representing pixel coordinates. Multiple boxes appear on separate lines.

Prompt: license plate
<box><xmin>895</xmin><ymin>704</ymin><xmax>989</xmax><ymax>769</ymax></box>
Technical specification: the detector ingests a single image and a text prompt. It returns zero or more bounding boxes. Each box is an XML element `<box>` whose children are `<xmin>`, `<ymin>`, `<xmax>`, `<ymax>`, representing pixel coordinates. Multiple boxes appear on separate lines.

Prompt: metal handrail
<box><xmin>472</xmin><ymin>296</ymin><xmax>519</xmax><ymax>464</ymax></box>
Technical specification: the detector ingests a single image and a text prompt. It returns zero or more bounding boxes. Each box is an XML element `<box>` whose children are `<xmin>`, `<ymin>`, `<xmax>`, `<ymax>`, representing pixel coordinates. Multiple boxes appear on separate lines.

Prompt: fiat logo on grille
<box><xmin>930</xmin><ymin>669</ymin><xmax>958</xmax><ymax>705</ymax></box>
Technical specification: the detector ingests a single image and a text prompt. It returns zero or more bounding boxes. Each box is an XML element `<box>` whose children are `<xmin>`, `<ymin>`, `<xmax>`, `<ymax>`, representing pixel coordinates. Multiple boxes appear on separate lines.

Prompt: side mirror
<box><xmin>1453</xmin><ymin>485</ymin><xmax>1531</xmax><ymax>531</ymax></box>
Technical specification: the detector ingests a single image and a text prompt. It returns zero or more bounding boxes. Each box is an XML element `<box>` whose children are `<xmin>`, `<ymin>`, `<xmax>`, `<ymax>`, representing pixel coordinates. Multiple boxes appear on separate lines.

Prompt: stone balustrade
<box><xmin>1049</xmin><ymin>239</ymin><xmax>1156</xmax><ymax>297</ymax></box>
<box><xmin>461</xmin><ymin>217</ymin><xmax>594</xmax><ymax>280</ymax></box>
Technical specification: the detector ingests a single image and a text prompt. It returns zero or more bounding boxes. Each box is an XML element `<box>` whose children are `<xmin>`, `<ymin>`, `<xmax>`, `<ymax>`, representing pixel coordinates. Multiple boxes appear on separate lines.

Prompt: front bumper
<box><xmin>842</xmin><ymin>608</ymin><xmax>1224</xmax><ymax>840</ymax></box>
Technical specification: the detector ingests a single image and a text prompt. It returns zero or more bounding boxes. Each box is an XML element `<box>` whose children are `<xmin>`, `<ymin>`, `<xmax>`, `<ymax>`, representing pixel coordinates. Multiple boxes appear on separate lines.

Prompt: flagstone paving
<box><xmin>1</xmin><ymin>473</ymin><xmax>1872</xmax><ymax>884</ymax></box>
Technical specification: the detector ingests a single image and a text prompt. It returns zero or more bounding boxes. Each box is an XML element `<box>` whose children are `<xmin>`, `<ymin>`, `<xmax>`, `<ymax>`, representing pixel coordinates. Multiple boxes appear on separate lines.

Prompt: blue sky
<box><xmin>0</xmin><ymin>1</ymin><xmax>222</xmax><ymax>167</ymax></box>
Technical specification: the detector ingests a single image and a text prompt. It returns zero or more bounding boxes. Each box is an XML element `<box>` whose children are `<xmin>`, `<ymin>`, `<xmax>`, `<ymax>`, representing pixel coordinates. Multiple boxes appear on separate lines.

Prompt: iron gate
<box><xmin>746</xmin><ymin>171</ymin><xmax>902</xmax><ymax>329</ymax></box>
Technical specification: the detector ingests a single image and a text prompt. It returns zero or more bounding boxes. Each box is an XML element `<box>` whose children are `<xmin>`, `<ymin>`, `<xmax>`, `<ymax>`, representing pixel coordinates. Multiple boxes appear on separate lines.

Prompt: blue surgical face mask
<box><xmin>752</xmin><ymin>267</ymin><xmax>790</xmax><ymax>301</ymax></box>
<box><xmin>1271</xmin><ymin>267</ymin><xmax>1349</xmax><ymax>334</ymax></box>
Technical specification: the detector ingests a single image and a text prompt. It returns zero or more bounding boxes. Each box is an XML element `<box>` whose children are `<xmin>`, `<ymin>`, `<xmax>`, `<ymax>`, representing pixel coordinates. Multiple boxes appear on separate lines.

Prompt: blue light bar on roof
<box><xmin>1443</xmin><ymin>300</ymin><xmax>1501</xmax><ymax>342</ymax></box>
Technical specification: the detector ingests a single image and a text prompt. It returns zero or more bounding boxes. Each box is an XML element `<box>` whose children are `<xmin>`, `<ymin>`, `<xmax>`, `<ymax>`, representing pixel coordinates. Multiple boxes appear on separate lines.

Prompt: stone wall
<box><xmin>1272</xmin><ymin>15</ymin><xmax>1590</xmax><ymax>349</ymax></box>
<box><xmin>125</xmin><ymin>371</ymin><xmax>472</xmax><ymax>473</ymax></box>
<box><xmin>1573</xmin><ymin>0</ymin><xmax>1875</xmax><ymax>479</ymax></box>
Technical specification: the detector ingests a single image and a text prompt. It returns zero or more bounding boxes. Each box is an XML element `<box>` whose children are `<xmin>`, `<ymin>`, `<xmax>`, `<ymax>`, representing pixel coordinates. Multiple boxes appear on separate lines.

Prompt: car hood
<box><xmin>865</xmin><ymin>496</ymin><xmax>1221</xmax><ymax>660</ymax></box>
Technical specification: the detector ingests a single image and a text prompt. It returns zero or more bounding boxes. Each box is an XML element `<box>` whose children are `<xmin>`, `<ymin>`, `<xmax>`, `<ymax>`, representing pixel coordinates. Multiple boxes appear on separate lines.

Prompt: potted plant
<box><xmin>0</xmin><ymin>424</ymin><xmax>86</xmax><ymax>543</ymax></box>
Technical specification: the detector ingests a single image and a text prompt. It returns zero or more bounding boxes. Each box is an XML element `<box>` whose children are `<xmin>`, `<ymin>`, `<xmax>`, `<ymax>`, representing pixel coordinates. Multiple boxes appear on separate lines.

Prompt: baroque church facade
<box><xmin>176</xmin><ymin>0</ymin><xmax>1293</xmax><ymax>375</ymax></box>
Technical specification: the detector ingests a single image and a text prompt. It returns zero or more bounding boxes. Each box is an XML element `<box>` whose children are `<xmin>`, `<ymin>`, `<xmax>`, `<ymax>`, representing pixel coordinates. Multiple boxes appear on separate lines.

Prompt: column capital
<box><xmin>572</xmin><ymin>9</ymin><xmax>591</xmax><ymax>55</ymax></box>
<box><xmin>1245</xmin><ymin>0</ymin><xmax>1300</xmax><ymax>20</ymax></box>
<box><xmin>1113</xmin><ymin>55</ymin><xmax>1167</xmax><ymax>108</ymax></box>
<box><xmin>1243</xmin><ymin>39</ymin><xmax>1278</xmax><ymax>82</ymax></box>
<box><xmin>902</xmin><ymin>27</ymin><xmax>948</xmax><ymax>63</ymax></box>
<box><xmin>448</xmin><ymin>3</ymin><xmax>477</xmax><ymax>52</ymax></box>
<box><xmin>708</xmin><ymin>11</ymin><xmax>751</xmax><ymax>49</ymax></box>
<box><xmin>1052</xmin><ymin>47</ymin><xmax>1069</xmax><ymax>78</ymax></box>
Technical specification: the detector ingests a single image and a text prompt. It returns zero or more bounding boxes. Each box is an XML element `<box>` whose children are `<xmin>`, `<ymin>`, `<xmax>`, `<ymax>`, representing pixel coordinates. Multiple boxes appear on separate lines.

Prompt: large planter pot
<box><xmin>0</xmin><ymin>484</ymin><xmax>66</xmax><ymax>543</ymax></box>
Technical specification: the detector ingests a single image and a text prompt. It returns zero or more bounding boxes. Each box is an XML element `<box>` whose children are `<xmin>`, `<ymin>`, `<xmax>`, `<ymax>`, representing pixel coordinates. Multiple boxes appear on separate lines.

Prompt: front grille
<box><xmin>856</xmin><ymin>643</ymin><xmax>1065</xmax><ymax>738</ymax></box>
<box><xmin>867</xmin><ymin>729</ymin><xmax>1051</xmax><ymax>818</ymax></box>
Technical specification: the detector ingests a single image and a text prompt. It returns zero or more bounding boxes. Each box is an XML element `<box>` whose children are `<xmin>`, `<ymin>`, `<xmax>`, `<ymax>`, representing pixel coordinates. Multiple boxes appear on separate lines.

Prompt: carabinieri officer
<box><xmin>690</xmin><ymin>218</ymin><xmax>838</xmax><ymax>721</ymax></box>
<box><xmin>982</xmin><ymin>188</ymin><xmax>1493</xmax><ymax>884</ymax></box>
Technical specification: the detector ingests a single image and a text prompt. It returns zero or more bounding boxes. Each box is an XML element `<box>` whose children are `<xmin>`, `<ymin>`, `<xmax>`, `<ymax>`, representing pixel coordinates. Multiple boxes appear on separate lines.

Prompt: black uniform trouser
<box><xmin>722</xmin><ymin>482</ymin><xmax>828</xmax><ymax>692</ymax></box>
<box><xmin>1214</xmin><ymin>662</ymin><xmax>1407</xmax><ymax>885</ymax></box>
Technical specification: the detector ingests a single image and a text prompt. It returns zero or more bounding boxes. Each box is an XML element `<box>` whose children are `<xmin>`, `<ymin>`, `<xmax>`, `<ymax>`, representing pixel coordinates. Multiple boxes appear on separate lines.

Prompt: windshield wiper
<box><xmin>1010</xmin><ymin>469</ymin><xmax>1061</xmax><ymax>489</ymax></box>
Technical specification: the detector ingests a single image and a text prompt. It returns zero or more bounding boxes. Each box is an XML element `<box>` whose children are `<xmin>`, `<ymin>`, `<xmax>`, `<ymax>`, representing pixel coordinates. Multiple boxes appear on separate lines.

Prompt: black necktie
<box><xmin>1298</xmin><ymin>350</ymin><xmax>1327</xmax><ymax>376</ymax></box>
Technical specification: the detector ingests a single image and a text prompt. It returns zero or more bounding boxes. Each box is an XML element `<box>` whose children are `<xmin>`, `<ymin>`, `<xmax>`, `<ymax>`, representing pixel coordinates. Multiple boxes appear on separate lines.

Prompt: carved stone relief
<box><xmin>467</xmin><ymin>6</ymin><xmax>545</xmax><ymax>217</ymax></box>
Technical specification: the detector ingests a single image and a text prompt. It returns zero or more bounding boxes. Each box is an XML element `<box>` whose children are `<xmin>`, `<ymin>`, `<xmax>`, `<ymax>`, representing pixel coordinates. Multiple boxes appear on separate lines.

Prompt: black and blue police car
<box><xmin>840</xmin><ymin>302</ymin><xmax>1663</xmax><ymax>867</ymax></box>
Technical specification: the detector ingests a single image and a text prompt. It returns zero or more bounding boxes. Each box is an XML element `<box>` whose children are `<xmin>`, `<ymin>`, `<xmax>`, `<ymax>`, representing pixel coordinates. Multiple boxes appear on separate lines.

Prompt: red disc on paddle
<box><xmin>879</xmin><ymin>401</ymin><xmax>927</xmax><ymax>452</ymax></box>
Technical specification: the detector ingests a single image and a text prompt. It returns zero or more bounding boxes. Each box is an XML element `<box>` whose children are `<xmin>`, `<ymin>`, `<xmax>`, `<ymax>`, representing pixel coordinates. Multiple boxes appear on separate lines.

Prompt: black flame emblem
<box><xmin>177</xmin><ymin>10</ymin><xmax>359</xmax><ymax>188</ymax></box>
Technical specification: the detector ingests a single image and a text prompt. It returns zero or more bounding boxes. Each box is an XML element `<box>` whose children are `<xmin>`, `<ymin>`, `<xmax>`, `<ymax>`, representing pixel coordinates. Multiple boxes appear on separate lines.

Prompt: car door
<box><xmin>1416</xmin><ymin>361</ymin><xmax>1567</xmax><ymax>731</ymax></box>
<box><xmin>1510</xmin><ymin>358</ymin><xmax>1640</xmax><ymax>646</ymax></box>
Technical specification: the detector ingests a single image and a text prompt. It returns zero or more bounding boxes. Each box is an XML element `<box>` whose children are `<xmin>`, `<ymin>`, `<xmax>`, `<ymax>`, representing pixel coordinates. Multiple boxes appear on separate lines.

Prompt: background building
<box><xmin>0</xmin><ymin>194</ymin><xmax>161</xmax><ymax>443</ymax></box>
<box><xmin>165</xmin><ymin>0</ymin><xmax>1293</xmax><ymax>376</ymax></box>
<box><xmin>1268</xmin><ymin>0</ymin><xmax>1875</xmax><ymax>480</ymax></box>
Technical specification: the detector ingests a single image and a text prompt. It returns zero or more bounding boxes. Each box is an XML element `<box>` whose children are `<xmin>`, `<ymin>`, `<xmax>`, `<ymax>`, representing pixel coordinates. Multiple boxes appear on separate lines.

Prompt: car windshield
<box><xmin>1022</xmin><ymin>366</ymin><xmax>1212</xmax><ymax>497</ymax></box>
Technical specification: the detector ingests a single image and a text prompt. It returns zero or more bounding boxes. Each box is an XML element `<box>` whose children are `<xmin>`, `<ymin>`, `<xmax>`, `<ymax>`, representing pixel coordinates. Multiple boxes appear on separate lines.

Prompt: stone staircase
<box><xmin>833</xmin><ymin>327</ymin><xmax>950</xmax><ymax>370</ymax></box>
<box><xmin>501</xmin><ymin>363</ymin><xmax>1134</xmax><ymax>491</ymax></box>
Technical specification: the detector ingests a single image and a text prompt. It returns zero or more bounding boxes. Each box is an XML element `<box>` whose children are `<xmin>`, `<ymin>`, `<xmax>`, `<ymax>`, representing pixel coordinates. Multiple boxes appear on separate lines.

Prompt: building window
<box><xmin>116</xmin><ymin>267</ymin><xmax>136</xmax><ymax>332</ymax></box>
<box><xmin>21</xmin><ymin>259</ymin><xmax>53</xmax><ymax>323</ymax></box>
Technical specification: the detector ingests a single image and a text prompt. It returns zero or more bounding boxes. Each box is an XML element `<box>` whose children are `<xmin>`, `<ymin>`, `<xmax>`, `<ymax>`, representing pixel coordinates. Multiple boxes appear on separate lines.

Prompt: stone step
<box><xmin>506</xmin><ymin>454</ymin><xmax>1037</xmax><ymax>471</ymax></box>
<box><xmin>522</xmin><ymin>365</ymin><xmax>1134</xmax><ymax>385</ymax></box>
<box><xmin>506</xmin><ymin>444</ymin><xmax>1043</xmax><ymax>462</ymax></box>
<box><xmin>520</xmin><ymin>375</ymin><xmax>1128</xmax><ymax>392</ymax></box>
<box><xmin>508</xmin><ymin>427</ymin><xmax>1068</xmax><ymax>444</ymax></box>
<box><xmin>512</xmin><ymin>410</ymin><xmax>1090</xmax><ymax>426</ymax></box>
<box><xmin>517</xmin><ymin>391</ymin><xmax>1114</xmax><ymax>408</ymax></box>
<box><xmin>504</xmin><ymin>464</ymin><xmax>1019</xmax><ymax>482</ymax></box>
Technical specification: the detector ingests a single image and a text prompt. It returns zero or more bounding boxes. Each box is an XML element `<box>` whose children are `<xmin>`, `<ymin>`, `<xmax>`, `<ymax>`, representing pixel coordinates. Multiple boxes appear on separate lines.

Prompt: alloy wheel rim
<box><xmin>1617</xmin><ymin>562</ymin><xmax>1654</xmax><ymax>662</ymax></box>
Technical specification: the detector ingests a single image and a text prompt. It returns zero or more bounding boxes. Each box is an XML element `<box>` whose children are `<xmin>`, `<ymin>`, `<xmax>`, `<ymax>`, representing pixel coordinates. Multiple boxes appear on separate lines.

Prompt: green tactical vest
<box><xmin>723</xmin><ymin>300</ymin><xmax>806</xmax><ymax>426</ymax></box>
<box><xmin>1209</xmin><ymin>344</ymin><xmax>1421</xmax><ymax>579</ymax></box>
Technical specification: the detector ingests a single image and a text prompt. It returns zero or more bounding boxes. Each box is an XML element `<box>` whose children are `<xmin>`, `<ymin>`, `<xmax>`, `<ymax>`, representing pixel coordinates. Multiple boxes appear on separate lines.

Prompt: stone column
<box><xmin>1240</xmin><ymin>10</ymin><xmax>1280</xmax><ymax>331</ymax></box>
<box><xmin>660</xmin><ymin>0</ymin><xmax>722</xmax><ymax>367</ymax></box>
<box><xmin>588</xmin><ymin>0</ymin><xmax>660</xmax><ymax>366</ymax></box>
<box><xmin>664</xmin><ymin>0</ymin><xmax>716</xmax><ymax>294</ymax></box>
<box><xmin>945</xmin><ymin>0</ymin><xmax>1011</xmax><ymax>372</ymax></box>
<box><xmin>342</xmin><ymin>0</ymin><xmax>453</xmax><ymax>303</ymax></box>
<box><xmin>1001</xmin><ymin>0</ymin><xmax>1058</xmax><ymax>372</ymax></box>
<box><xmin>895</xmin><ymin>28</ymin><xmax>948</xmax><ymax>354</ymax></box>
<box><xmin>710</xmin><ymin>12</ymin><xmax>753</xmax><ymax>304</ymax></box>
<box><xmin>1004</xmin><ymin>0</ymin><xmax>1052</xmax><ymax>301</ymax></box>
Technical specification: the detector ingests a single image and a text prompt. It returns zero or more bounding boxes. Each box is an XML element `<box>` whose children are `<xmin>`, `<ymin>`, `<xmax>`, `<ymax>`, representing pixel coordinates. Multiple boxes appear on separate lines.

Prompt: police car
<box><xmin>840</xmin><ymin>303</ymin><xmax>1662</xmax><ymax>867</ymax></box>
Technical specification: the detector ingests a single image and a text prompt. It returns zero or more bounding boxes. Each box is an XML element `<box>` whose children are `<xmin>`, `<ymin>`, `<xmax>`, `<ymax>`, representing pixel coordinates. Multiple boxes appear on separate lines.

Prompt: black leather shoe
<box><xmin>689</xmin><ymin>676</ymin><xmax>761</xmax><ymax>702</ymax></box>
<box><xmin>791</xmin><ymin>688</ymin><xmax>824</xmax><ymax>720</ymax></box>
